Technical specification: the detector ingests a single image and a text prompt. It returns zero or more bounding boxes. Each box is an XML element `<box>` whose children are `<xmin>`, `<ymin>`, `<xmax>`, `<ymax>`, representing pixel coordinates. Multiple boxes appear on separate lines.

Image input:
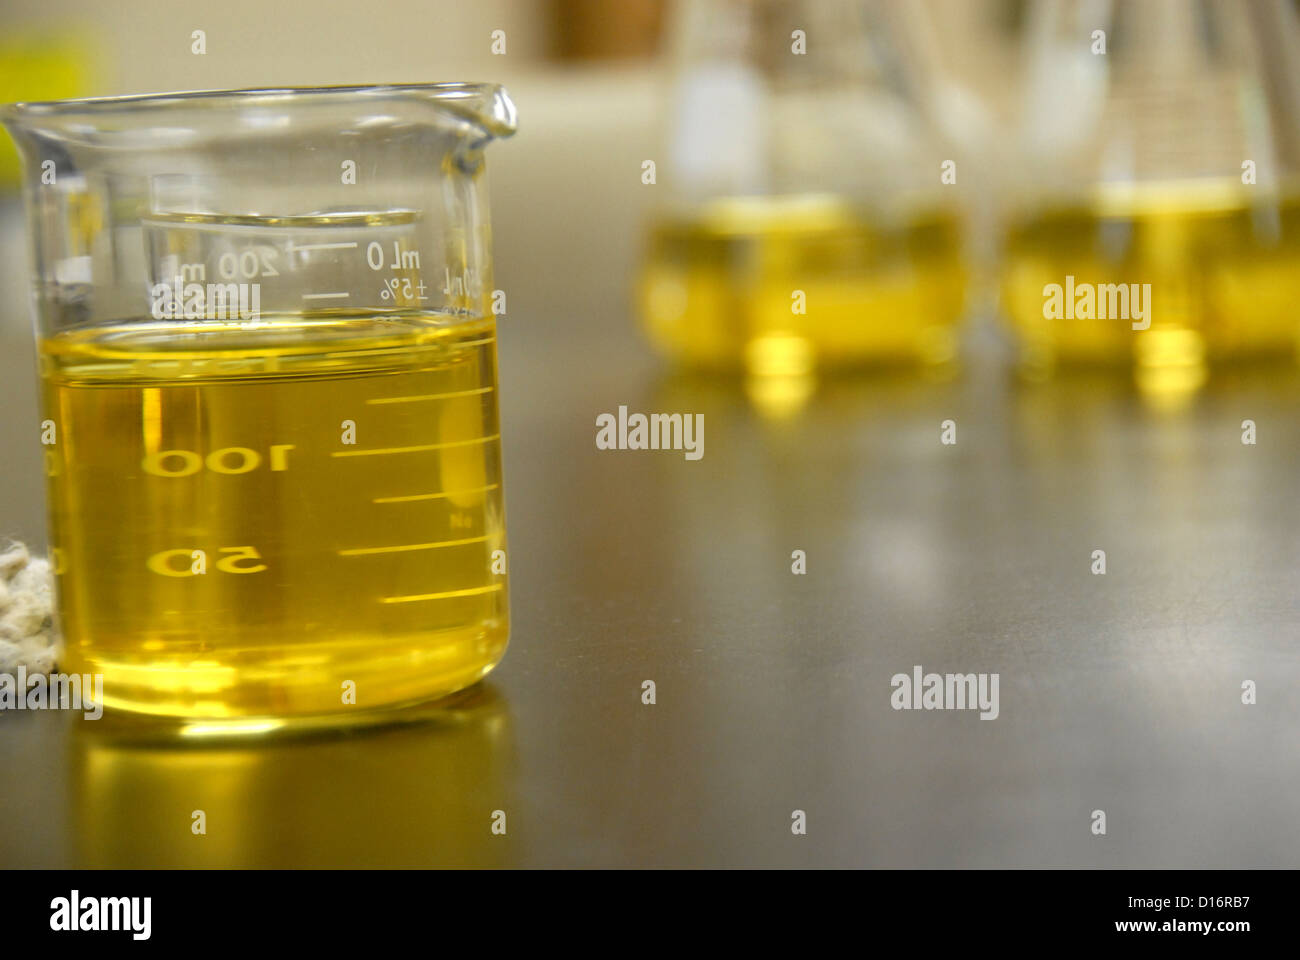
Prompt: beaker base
<box><xmin>74</xmin><ymin>660</ymin><xmax>506</xmax><ymax>743</ymax></box>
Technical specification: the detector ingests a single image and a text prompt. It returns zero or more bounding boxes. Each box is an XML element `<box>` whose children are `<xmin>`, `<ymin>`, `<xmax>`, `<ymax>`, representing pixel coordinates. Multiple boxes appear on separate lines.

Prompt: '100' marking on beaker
<box><xmin>139</xmin><ymin>445</ymin><xmax>294</xmax><ymax>580</ymax></box>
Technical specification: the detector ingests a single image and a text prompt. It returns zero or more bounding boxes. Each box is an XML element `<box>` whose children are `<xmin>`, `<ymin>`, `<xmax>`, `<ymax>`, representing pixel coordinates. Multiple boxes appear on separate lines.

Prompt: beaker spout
<box><xmin>433</xmin><ymin>83</ymin><xmax>517</xmax><ymax>141</ymax></box>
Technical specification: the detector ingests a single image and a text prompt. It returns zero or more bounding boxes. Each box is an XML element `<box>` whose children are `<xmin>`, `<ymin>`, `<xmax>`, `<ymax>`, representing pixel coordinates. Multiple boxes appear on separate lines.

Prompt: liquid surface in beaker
<box><xmin>40</xmin><ymin>313</ymin><xmax>508</xmax><ymax>720</ymax></box>
<box><xmin>639</xmin><ymin>196</ymin><xmax>968</xmax><ymax>375</ymax></box>
<box><xmin>1001</xmin><ymin>183</ymin><xmax>1300</xmax><ymax>392</ymax></box>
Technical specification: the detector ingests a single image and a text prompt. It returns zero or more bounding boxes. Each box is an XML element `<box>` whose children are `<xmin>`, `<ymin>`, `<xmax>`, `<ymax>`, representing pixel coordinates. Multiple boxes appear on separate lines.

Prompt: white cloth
<box><xmin>0</xmin><ymin>541</ymin><xmax>58</xmax><ymax>674</ymax></box>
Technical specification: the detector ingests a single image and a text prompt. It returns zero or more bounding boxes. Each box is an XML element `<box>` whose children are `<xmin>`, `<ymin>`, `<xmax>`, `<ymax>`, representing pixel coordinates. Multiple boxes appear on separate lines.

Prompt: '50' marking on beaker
<box><xmin>142</xmin><ymin>445</ymin><xmax>295</xmax><ymax>476</ymax></box>
<box><xmin>146</xmin><ymin>546</ymin><xmax>267</xmax><ymax>578</ymax></box>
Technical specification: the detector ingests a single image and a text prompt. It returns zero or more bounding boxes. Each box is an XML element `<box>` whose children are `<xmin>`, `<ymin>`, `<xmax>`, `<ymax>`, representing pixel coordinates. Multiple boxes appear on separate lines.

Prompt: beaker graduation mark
<box><xmin>381</xmin><ymin>583</ymin><xmax>504</xmax><ymax>605</ymax></box>
<box><xmin>373</xmin><ymin>483</ymin><xmax>500</xmax><ymax>505</ymax></box>
<box><xmin>337</xmin><ymin>535</ymin><xmax>489</xmax><ymax>557</ymax></box>
<box><xmin>329</xmin><ymin>433</ymin><xmax>500</xmax><ymax>458</ymax></box>
<box><xmin>366</xmin><ymin>386</ymin><xmax>495</xmax><ymax>405</ymax></box>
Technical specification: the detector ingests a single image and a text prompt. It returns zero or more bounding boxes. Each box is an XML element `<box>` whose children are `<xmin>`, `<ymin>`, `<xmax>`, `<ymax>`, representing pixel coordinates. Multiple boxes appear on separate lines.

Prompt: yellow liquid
<box><xmin>40</xmin><ymin>313</ymin><xmax>508</xmax><ymax>723</ymax></box>
<box><xmin>1001</xmin><ymin>183</ymin><xmax>1300</xmax><ymax>392</ymax></box>
<box><xmin>639</xmin><ymin>196</ymin><xmax>968</xmax><ymax>376</ymax></box>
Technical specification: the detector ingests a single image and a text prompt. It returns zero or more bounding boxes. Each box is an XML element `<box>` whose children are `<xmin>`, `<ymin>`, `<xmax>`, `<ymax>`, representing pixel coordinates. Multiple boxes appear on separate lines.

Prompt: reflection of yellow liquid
<box><xmin>1001</xmin><ymin>183</ymin><xmax>1300</xmax><ymax>395</ymax></box>
<box><xmin>41</xmin><ymin>314</ymin><xmax>508</xmax><ymax>724</ymax></box>
<box><xmin>638</xmin><ymin>196</ymin><xmax>968</xmax><ymax>379</ymax></box>
<box><xmin>71</xmin><ymin>685</ymin><xmax>515</xmax><ymax>867</ymax></box>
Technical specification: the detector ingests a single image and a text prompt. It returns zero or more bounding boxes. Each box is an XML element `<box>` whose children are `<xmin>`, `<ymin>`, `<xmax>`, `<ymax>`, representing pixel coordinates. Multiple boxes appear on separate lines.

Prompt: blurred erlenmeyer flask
<box><xmin>637</xmin><ymin>0</ymin><xmax>972</xmax><ymax>411</ymax></box>
<box><xmin>1000</xmin><ymin>0</ymin><xmax>1300</xmax><ymax>397</ymax></box>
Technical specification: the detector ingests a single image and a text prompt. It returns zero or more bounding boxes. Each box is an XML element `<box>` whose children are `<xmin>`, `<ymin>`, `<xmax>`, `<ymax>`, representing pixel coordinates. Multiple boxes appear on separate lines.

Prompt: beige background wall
<box><xmin>2</xmin><ymin>0</ymin><xmax>549</xmax><ymax>91</ymax></box>
<box><xmin>0</xmin><ymin>0</ymin><xmax>1015</xmax><ymax>548</ymax></box>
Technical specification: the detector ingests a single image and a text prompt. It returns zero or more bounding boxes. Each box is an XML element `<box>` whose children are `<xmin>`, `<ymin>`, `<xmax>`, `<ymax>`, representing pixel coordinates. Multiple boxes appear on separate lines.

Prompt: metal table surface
<box><xmin>2</xmin><ymin>314</ymin><xmax>1299</xmax><ymax>869</ymax></box>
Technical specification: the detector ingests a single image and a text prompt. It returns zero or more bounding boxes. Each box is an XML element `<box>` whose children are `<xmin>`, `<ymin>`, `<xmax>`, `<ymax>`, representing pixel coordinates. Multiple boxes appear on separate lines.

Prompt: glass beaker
<box><xmin>638</xmin><ymin>0</ymin><xmax>971</xmax><ymax>411</ymax></box>
<box><xmin>1</xmin><ymin>83</ymin><xmax>516</xmax><ymax>727</ymax></box>
<box><xmin>1000</xmin><ymin>0</ymin><xmax>1300</xmax><ymax>397</ymax></box>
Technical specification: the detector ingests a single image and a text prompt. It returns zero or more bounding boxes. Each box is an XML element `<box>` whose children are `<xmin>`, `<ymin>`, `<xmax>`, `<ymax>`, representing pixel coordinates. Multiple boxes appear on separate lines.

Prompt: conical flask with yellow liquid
<box><xmin>1000</xmin><ymin>0</ymin><xmax>1300</xmax><ymax>396</ymax></box>
<box><xmin>638</xmin><ymin>0</ymin><xmax>971</xmax><ymax>411</ymax></box>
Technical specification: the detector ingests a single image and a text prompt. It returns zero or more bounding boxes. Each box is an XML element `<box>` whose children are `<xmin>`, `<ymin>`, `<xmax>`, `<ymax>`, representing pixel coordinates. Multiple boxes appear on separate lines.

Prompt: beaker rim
<box><xmin>1</xmin><ymin>81</ymin><xmax>517</xmax><ymax>138</ymax></box>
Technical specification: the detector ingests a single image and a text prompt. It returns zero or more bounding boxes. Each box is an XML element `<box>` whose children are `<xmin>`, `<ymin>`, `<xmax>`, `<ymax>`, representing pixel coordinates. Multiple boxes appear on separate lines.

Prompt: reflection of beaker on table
<box><xmin>1000</xmin><ymin>1</ymin><xmax>1300</xmax><ymax>397</ymax></box>
<box><xmin>68</xmin><ymin>684</ymin><xmax>517</xmax><ymax>868</ymax></box>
